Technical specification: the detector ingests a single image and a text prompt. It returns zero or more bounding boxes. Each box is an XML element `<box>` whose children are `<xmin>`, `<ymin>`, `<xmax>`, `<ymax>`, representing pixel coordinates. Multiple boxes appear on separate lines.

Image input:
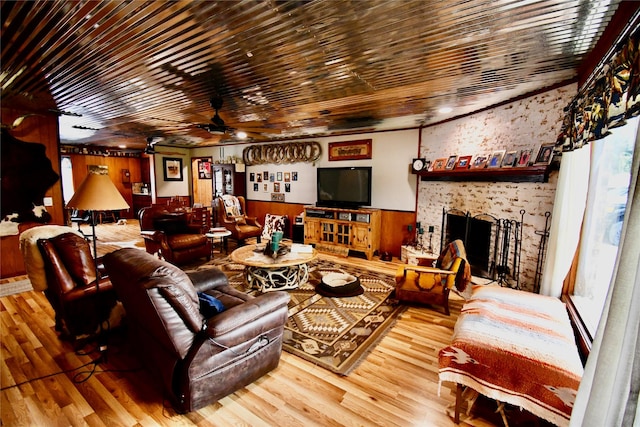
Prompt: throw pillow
<box><xmin>198</xmin><ymin>292</ymin><xmax>226</xmax><ymax>317</ymax></box>
<box><xmin>261</xmin><ymin>214</ymin><xmax>287</xmax><ymax>240</ymax></box>
<box><xmin>222</xmin><ymin>195</ymin><xmax>242</xmax><ymax>217</ymax></box>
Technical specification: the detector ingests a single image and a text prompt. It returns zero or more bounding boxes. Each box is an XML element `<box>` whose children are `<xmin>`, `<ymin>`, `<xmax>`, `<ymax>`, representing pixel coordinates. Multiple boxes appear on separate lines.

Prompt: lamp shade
<box><xmin>66</xmin><ymin>173</ymin><xmax>130</xmax><ymax>211</ymax></box>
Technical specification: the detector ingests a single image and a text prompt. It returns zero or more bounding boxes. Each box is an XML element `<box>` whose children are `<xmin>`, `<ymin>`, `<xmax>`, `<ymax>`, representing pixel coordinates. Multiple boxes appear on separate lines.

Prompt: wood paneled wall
<box><xmin>65</xmin><ymin>153</ymin><xmax>144</xmax><ymax>220</ymax></box>
<box><xmin>246</xmin><ymin>200</ymin><xmax>415</xmax><ymax>257</ymax></box>
<box><xmin>1</xmin><ymin>107</ymin><xmax>62</xmax><ymax>278</ymax></box>
<box><xmin>245</xmin><ymin>200</ymin><xmax>305</xmax><ymax>238</ymax></box>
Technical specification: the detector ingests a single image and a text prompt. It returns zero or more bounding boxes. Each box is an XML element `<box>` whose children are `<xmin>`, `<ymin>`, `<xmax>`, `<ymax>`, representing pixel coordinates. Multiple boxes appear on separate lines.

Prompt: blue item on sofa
<box><xmin>198</xmin><ymin>292</ymin><xmax>225</xmax><ymax>317</ymax></box>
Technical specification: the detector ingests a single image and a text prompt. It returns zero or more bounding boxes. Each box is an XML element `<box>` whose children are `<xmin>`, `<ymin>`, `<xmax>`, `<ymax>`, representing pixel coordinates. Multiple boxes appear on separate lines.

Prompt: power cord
<box><xmin>1</xmin><ymin>325</ymin><xmax>138</xmax><ymax>391</ymax></box>
<box><xmin>0</xmin><ymin>356</ymin><xmax>141</xmax><ymax>391</ymax></box>
<box><xmin>207</xmin><ymin>334</ymin><xmax>270</xmax><ymax>356</ymax></box>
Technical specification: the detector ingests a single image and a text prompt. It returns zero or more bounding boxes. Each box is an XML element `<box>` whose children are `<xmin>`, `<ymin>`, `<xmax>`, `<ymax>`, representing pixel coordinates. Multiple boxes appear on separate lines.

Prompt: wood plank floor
<box><xmin>1</xmin><ymin>221</ymin><xmax>504</xmax><ymax>427</ymax></box>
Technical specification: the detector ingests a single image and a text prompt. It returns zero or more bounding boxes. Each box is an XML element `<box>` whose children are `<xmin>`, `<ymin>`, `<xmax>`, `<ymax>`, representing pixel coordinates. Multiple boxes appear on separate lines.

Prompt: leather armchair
<box><xmin>36</xmin><ymin>232</ymin><xmax>118</xmax><ymax>338</ymax></box>
<box><xmin>395</xmin><ymin>239</ymin><xmax>472</xmax><ymax>315</ymax></box>
<box><xmin>214</xmin><ymin>195</ymin><xmax>263</xmax><ymax>244</ymax></box>
<box><xmin>104</xmin><ymin>248</ymin><xmax>290</xmax><ymax>412</ymax></box>
<box><xmin>139</xmin><ymin>204</ymin><xmax>211</xmax><ymax>265</ymax></box>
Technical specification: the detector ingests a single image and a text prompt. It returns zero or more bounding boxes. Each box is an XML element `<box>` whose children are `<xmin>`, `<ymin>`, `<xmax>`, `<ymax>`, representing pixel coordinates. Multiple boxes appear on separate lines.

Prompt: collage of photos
<box><xmin>419</xmin><ymin>143</ymin><xmax>555</xmax><ymax>173</ymax></box>
<box><xmin>249</xmin><ymin>169</ymin><xmax>298</xmax><ymax>195</ymax></box>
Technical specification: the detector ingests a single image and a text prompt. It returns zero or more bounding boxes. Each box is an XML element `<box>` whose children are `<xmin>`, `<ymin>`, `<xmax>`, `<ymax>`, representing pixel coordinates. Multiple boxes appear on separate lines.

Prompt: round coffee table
<box><xmin>230</xmin><ymin>244</ymin><xmax>317</xmax><ymax>292</ymax></box>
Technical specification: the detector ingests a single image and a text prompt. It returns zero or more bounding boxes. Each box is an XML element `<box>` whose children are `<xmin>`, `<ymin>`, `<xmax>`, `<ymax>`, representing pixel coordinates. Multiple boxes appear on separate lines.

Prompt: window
<box><xmin>570</xmin><ymin>117</ymin><xmax>638</xmax><ymax>338</ymax></box>
<box><xmin>61</xmin><ymin>156</ymin><xmax>75</xmax><ymax>204</ymax></box>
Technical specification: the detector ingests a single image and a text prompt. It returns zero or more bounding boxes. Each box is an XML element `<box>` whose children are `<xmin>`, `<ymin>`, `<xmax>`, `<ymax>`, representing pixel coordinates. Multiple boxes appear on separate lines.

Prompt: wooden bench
<box><xmin>439</xmin><ymin>285</ymin><xmax>583</xmax><ymax>426</ymax></box>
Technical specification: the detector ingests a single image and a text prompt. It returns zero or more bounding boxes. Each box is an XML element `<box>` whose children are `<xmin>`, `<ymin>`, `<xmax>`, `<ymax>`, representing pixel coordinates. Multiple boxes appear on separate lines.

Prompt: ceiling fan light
<box><xmin>236</xmin><ymin>131</ymin><xmax>248</xmax><ymax>139</ymax></box>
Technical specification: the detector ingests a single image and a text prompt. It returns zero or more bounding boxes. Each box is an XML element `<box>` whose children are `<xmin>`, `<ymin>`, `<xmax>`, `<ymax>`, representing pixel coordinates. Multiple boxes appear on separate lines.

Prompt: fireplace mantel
<box><xmin>417</xmin><ymin>165</ymin><xmax>550</xmax><ymax>183</ymax></box>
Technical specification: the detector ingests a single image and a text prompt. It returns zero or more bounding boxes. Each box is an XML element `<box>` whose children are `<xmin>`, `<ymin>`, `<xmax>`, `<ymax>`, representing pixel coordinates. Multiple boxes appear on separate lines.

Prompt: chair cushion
<box><xmin>261</xmin><ymin>214</ymin><xmax>287</xmax><ymax>240</ymax></box>
<box><xmin>49</xmin><ymin>232</ymin><xmax>97</xmax><ymax>286</ymax></box>
<box><xmin>167</xmin><ymin>233</ymin><xmax>208</xmax><ymax>250</ymax></box>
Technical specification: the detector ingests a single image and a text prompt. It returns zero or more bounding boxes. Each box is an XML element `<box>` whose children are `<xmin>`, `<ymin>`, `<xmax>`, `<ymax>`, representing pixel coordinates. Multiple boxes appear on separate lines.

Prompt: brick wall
<box><xmin>417</xmin><ymin>84</ymin><xmax>576</xmax><ymax>291</ymax></box>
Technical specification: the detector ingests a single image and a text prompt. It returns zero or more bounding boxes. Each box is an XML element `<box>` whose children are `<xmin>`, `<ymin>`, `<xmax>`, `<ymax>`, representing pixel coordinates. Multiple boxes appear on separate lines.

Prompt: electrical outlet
<box><xmin>43</xmin><ymin>197</ymin><xmax>53</xmax><ymax>206</ymax></box>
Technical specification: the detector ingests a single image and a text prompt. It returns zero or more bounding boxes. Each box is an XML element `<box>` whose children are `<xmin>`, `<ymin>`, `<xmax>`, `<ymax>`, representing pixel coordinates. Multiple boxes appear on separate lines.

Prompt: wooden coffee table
<box><xmin>230</xmin><ymin>244</ymin><xmax>317</xmax><ymax>292</ymax></box>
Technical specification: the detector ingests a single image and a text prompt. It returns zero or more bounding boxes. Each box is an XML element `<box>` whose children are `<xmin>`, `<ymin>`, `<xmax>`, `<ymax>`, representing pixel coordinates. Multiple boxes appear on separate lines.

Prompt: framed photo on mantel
<box><xmin>488</xmin><ymin>150</ymin><xmax>505</xmax><ymax>168</ymax></box>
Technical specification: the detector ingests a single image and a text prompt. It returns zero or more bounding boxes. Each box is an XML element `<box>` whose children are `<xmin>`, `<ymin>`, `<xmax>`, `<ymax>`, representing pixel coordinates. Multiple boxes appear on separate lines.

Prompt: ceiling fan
<box><xmin>143</xmin><ymin>136</ymin><xmax>185</xmax><ymax>156</ymax></box>
<box><xmin>195</xmin><ymin>96</ymin><xmax>232</xmax><ymax>135</ymax></box>
<box><xmin>192</xmin><ymin>95</ymin><xmax>282</xmax><ymax>140</ymax></box>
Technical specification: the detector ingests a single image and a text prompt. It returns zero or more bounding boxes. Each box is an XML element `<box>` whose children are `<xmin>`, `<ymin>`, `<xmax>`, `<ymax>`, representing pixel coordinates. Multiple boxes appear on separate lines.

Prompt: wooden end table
<box><xmin>230</xmin><ymin>244</ymin><xmax>317</xmax><ymax>292</ymax></box>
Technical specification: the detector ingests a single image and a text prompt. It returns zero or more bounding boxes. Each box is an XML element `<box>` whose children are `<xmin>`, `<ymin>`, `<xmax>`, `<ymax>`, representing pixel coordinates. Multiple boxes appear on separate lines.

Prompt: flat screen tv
<box><xmin>316</xmin><ymin>166</ymin><xmax>372</xmax><ymax>209</ymax></box>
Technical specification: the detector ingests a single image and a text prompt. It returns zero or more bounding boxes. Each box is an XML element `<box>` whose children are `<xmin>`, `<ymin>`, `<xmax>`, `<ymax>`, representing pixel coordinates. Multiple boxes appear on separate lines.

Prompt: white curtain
<box><xmin>570</xmin><ymin>132</ymin><xmax>640</xmax><ymax>426</ymax></box>
<box><xmin>539</xmin><ymin>147</ymin><xmax>591</xmax><ymax>297</ymax></box>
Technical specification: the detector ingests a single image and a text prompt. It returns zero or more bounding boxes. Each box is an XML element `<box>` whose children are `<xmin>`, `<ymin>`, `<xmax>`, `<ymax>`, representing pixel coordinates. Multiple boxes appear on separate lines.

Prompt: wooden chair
<box><xmin>395</xmin><ymin>240</ymin><xmax>472</xmax><ymax>315</ymax></box>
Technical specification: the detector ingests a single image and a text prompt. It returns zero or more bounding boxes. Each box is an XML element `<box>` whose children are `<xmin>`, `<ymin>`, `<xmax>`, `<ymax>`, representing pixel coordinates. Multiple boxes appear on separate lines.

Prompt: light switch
<box><xmin>43</xmin><ymin>197</ymin><xmax>53</xmax><ymax>206</ymax></box>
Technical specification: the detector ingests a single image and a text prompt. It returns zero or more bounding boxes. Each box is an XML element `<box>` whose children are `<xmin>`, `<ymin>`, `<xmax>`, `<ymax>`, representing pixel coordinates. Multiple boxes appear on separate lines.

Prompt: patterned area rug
<box><xmin>186</xmin><ymin>257</ymin><xmax>405</xmax><ymax>375</ymax></box>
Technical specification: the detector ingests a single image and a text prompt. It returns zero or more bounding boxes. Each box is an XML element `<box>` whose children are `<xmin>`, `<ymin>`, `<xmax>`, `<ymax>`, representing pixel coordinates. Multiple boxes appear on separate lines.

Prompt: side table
<box><xmin>400</xmin><ymin>245</ymin><xmax>438</xmax><ymax>266</ymax></box>
<box><xmin>206</xmin><ymin>229</ymin><xmax>232</xmax><ymax>258</ymax></box>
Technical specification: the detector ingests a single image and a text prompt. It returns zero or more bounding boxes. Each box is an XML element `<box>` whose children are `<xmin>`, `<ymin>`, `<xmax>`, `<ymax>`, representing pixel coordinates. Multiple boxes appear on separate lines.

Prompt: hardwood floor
<box><xmin>1</xmin><ymin>221</ymin><xmax>503</xmax><ymax>427</ymax></box>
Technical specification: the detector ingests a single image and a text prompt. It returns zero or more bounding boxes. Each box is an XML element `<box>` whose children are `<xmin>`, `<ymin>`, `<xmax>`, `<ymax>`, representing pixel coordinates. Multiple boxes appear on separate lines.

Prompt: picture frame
<box><xmin>292</xmin><ymin>172</ymin><xmax>298</xmax><ymax>181</ymax></box>
<box><xmin>516</xmin><ymin>149</ymin><xmax>533</xmax><ymax>167</ymax></box>
<box><xmin>445</xmin><ymin>155</ymin><xmax>458</xmax><ymax>170</ymax></box>
<box><xmin>253</xmin><ymin>183</ymin><xmax>259</xmax><ymax>192</ymax></box>
<box><xmin>488</xmin><ymin>150</ymin><xmax>506</xmax><ymax>168</ymax></box>
<box><xmin>163</xmin><ymin>157</ymin><xmax>183</xmax><ymax>181</ymax></box>
<box><xmin>470</xmin><ymin>153</ymin><xmax>490</xmax><ymax>169</ymax></box>
<box><xmin>424</xmin><ymin>160</ymin><xmax>432</xmax><ymax>172</ymax></box>
<box><xmin>284</xmin><ymin>172</ymin><xmax>291</xmax><ymax>182</ymax></box>
<box><xmin>197</xmin><ymin>160</ymin><xmax>211</xmax><ymax>179</ymax></box>
<box><xmin>501</xmin><ymin>150</ymin><xmax>518</xmax><ymax>168</ymax></box>
<box><xmin>274</xmin><ymin>182</ymin><xmax>281</xmax><ymax>192</ymax></box>
<box><xmin>535</xmin><ymin>143</ymin><xmax>555</xmax><ymax>165</ymax></box>
<box><xmin>250</xmin><ymin>172</ymin><xmax>255</xmax><ymax>182</ymax></box>
<box><xmin>432</xmin><ymin>158</ymin><xmax>448</xmax><ymax>171</ymax></box>
<box><xmin>455</xmin><ymin>155</ymin><xmax>472</xmax><ymax>169</ymax></box>
<box><xmin>328</xmin><ymin>139</ymin><xmax>372</xmax><ymax>161</ymax></box>
<box><xmin>277</xmin><ymin>172</ymin><xmax>283</xmax><ymax>181</ymax></box>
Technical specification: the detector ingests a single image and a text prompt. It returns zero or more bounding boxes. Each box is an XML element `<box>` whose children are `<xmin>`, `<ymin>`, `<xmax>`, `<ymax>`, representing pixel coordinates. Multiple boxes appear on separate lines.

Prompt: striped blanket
<box><xmin>439</xmin><ymin>285</ymin><xmax>583</xmax><ymax>426</ymax></box>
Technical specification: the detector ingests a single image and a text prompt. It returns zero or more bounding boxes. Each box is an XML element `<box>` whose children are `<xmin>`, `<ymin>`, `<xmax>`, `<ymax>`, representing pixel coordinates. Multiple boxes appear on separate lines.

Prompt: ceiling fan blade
<box><xmin>240</xmin><ymin>127</ymin><xmax>281</xmax><ymax>134</ymax></box>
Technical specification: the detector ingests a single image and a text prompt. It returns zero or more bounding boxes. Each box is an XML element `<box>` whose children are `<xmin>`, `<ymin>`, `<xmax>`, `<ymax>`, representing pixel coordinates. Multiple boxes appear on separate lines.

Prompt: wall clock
<box><xmin>411</xmin><ymin>158</ymin><xmax>426</xmax><ymax>173</ymax></box>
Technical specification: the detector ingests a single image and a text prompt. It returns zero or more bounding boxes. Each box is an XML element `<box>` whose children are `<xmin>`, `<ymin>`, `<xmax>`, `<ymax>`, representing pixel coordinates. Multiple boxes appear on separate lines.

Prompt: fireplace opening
<box><xmin>442</xmin><ymin>208</ymin><xmax>525</xmax><ymax>289</ymax></box>
<box><xmin>444</xmin><ymin>211</ymin><xmax>494</xmax><ymax>278</ymax></box>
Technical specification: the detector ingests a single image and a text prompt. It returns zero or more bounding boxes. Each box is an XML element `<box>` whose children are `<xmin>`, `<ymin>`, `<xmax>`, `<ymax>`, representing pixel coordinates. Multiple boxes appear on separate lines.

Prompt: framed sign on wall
<box><xmin>328</xmin><ymin>139</ymin><xmax>372</xmax><ymax>161</ymax></box>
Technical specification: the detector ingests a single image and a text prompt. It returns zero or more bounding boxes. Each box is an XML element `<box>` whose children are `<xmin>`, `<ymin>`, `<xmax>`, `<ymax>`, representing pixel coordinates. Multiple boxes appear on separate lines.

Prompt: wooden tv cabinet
<box><xmin>303</xmin><ymin>206</ymin><xmax>381</xmax><ymax>260</ymax></box>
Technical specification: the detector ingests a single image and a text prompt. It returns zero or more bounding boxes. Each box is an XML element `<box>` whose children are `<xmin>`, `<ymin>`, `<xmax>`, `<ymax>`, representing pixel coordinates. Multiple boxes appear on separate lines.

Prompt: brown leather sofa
<box><xmin>213</xmin><ymin>195</ymin><xmax>263</xmax><ymax>244</ymax></box>
<box><xmin>139</xmin><ymin>204</ymin><xmax>211</xmax><ymax>265</ymax></box>
<box><xmin>103</xmin><ymin>248</ymin><xmax>290</xmax><ymax>412</ymax></box>
<box><xmin>37</xmin><ymin>232</ymin><xmax>118</xmax><ymax>338</ymax></box>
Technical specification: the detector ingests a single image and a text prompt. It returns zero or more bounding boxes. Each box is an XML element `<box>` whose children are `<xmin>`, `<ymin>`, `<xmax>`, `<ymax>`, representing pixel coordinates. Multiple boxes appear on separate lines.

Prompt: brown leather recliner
<box><xmin>214</xmin><ymin>195</ymin><xmax>263</xmax><ymax>244</ymax></box>
<box><xmin>139</xmin><ymin>204</ymin><xmax>211</xmax><ymax>265</ymax></box>
<box><xmin>37</xmin><ymin>232</ymin><xmax>118</xmax><ymax>338</ymax></box>
<box><xmin>103</xmin><ymin>248</ymin><xmax>290</xmax><ymax>412</ymax></box>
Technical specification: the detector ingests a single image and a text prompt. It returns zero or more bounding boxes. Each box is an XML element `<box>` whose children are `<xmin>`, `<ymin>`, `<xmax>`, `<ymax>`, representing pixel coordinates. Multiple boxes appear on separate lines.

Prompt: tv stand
<box><xmin>303</xmin><ymin>206</ymin><xmax>381</xmax><ymax>260</ymax></box>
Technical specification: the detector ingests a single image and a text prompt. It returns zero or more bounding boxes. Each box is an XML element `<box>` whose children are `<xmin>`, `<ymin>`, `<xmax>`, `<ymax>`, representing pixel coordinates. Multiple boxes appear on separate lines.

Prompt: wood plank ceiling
<box><xmin>0</xmin><ymin>0</ymin><xmax>627</xmax><ymax>150</ymax></box>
